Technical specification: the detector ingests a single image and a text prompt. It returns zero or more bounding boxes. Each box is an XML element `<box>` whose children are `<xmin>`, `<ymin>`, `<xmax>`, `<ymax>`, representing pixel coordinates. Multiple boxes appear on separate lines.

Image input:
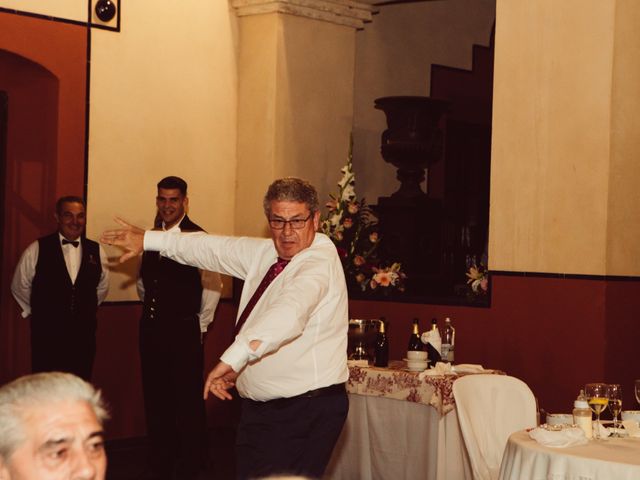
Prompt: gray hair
<box><xmin>263</xmin><ymin>177</ymin><xmax>319</xmax><ymax>216</ymax></box>
<box><xmin>0</xmin><ymin>372</ymin><xmax>109</xmax><ymax>460</ymax></box>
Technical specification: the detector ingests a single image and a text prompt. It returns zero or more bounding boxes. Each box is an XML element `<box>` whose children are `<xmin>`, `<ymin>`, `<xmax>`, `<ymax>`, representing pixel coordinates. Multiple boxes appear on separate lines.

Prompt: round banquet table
<box><xmin>498</xmin><ymin>430</ymin><xmax>640</xmax><ymax>480</ymax></box>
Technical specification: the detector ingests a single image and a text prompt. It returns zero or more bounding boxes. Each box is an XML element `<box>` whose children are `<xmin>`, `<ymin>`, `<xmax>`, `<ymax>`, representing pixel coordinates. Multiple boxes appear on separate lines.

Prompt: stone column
<box><xmin>230</xmin><ymin>0</ymin><xmax>375</xmax><ymax>236</ymax></box>
<box><xmin>489</xmin><ymin>0</ymin><xmax>640</xmax><ymax>276</ymax></box>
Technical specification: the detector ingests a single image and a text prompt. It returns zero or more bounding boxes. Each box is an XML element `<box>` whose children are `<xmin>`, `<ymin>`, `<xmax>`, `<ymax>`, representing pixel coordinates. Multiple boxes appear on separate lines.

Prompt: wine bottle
<box><xmin>441</xmin><ymin>317</ymin><xmax>455</xmax><ymax>363</ymax></box>
<box><xmin>374</xmin><ymin>318</ymin><xmax>389</xmax><ymax>367</ymax></box>
<box><xmin>425</xmin><ymin>318</ymin><xmax>441</xmax><ymax>367</ymax></box>
<box><xmin>407</xmin><ymin>318</ymin><xmax>423</xmax><ymax>351</ymax></box>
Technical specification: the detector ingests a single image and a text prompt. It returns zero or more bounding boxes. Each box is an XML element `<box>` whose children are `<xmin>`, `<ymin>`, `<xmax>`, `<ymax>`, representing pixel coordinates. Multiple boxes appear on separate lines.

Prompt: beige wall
<box><xmin>607</xmin><ymin>0</ymin><xmax>640</xmax><ymax>275</ymax></box>
<box><xmin>0</xmin><ymin>0</ymin><xmax>86</xmax><ymax>22</ymax></box>
<box><xmin>490</xmin><ymin>0</ymin><xmax>640</xmax><ymax>276</ymax></box>
<box><xmin>352</xmin><ymin>0</ymin><xmax>496</xmax><ymax>204</ymax></box>
<box><xmin>87</xmin><ymin>1</ymin><xmax>239</xmax><ymax>300</ymax></box>
<box><xmin>235</xmin><ymin>13</ymin><xmax>355</xmax><ymax>237</ymax></box>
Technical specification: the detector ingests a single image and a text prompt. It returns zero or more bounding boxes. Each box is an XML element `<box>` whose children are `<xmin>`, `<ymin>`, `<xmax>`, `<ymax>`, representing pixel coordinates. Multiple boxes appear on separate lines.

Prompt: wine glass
<box><xmin>635</xmin><ymin>379</ymin><xmax>640</xmax><ymax>405</ymax></box>
<box><xmin>607</xmin><ymin>384</ymin><xmax>622</xmax><ymax>437</ymax></box>
<box><xmin>585</xmin><ymin>383</ymin><xmax>609</xmax><ymax>440</ymax></box>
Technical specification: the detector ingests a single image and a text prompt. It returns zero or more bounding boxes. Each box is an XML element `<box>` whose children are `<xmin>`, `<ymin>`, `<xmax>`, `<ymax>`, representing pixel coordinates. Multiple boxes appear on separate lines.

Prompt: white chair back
<box><xmin>453</xmin><ymin>374</ymin><xmax>537</xmax><ymax>480</ymax></box>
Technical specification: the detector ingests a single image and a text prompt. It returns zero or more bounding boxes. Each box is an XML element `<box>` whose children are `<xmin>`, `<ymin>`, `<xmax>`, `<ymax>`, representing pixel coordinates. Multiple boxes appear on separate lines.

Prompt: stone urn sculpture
<box><xmin>375</xmin><ymin>96</ymin><xmax>449</xmax><ymax>198</ymax></box>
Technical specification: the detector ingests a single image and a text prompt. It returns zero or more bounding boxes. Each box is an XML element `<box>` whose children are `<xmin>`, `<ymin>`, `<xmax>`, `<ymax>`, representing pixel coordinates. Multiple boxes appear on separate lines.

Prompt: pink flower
<box><xmin>348</xmin><ymin>202</ymin><xmax>359</xmax><ymax>214</ymax></box>
<box><xmin>343</xmin><ymin>218</ymin><xmax>353</xmax><ymax>229</ymax></box>
<box><xmin>335</xmin><ymin>231</ymin><xmax>343</xmax><ymax>241</ymax></box>
<box><xmin>325</xmin><ymin>199</ymin><xmax>338</xmax><ymax>211</ymax></box>
<box><xmin>369</xmin><ymin>279</ymin><xmax>378</xmax><ymax>289</ymax></box>
<box><xmin>355</xmin><ymin>273</ymin><xmax>365</xmax><ymax>284</ymax></box>
<box><xmin>353</xmin><ymin>255</ymin><xmax>365</xmax><ymax>266</ymax></box>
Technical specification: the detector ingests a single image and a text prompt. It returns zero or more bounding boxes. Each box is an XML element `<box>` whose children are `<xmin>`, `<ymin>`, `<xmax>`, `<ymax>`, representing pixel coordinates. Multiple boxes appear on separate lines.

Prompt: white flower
<box><xmin>329</xmin><ymin>213</ymin><xmax>342</xmax><ymax>227</ymax></box>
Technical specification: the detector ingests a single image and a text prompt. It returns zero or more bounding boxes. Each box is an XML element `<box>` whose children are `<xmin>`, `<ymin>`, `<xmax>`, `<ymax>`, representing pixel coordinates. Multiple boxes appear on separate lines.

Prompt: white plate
<box><xmin>403</xmin><ymin>358</ymin><xmax>428</xmax><ymax>364</ymax></box>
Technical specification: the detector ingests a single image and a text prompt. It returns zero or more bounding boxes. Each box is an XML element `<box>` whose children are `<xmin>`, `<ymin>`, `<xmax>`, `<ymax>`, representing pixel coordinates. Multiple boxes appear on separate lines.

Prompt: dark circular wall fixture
<box><xmin>95</xmin><ymin>0</ymin><xmax>117</xmax><ymax>22</ymax></box>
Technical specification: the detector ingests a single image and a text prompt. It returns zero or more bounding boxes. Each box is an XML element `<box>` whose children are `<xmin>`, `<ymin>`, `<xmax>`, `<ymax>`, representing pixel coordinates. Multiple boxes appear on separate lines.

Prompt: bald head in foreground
<box><xmin>0</xmin><ymin>372</ymin><xmax>108</xmax><ymax>480</ymax></box>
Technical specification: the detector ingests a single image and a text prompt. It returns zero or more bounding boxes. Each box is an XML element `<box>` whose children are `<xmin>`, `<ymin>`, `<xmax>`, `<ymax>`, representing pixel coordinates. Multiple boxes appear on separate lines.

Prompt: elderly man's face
<box><xmin>268</xmin><ymin>200</ymin><xmax>319</xmax><ymax>260</ymax></box>
<box><xmin>55</xmin><ymin>202</ymin><xmax>86</xmax><ymax>242</ymax></box>
<box><xmin>0</xmin><ymin>400</ymin><xmax>106</xmax><ymax>480</ymax></box>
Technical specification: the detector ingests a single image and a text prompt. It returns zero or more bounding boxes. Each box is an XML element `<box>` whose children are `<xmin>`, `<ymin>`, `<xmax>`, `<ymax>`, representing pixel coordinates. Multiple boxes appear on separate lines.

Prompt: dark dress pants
<box><xmin>236</xmin><ymin>388</ymin><xmax>349</xmax><ymax>480</ymax></box>
<box><xmin>139</xmin><ymin>314</ymin><xmax>207</xmax><ymax>480</ymax></box>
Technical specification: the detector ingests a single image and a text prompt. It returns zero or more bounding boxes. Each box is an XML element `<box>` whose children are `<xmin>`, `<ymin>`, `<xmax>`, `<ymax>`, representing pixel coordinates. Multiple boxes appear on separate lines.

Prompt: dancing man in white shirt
<box><xmin>102</xmin><ymin>177</ymin><xmax>349</xmax><ymax>480</ymax></box>
<box><xmin>11</xmin><ymin>196</ymin><xmax>109</xmax><ymax>381</ymax></box>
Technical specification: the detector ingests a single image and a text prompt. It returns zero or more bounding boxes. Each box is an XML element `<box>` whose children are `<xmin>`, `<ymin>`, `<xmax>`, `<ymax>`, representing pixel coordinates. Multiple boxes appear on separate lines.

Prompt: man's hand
<box><xmin>100</xmin><ymin>217</ymin><xmax>145</xmax><ymax>263</ymax></box>
<box><xmin>204</xmin><ymin>361</ymin><xmax>238</xmax><ymax>401</ymax></box>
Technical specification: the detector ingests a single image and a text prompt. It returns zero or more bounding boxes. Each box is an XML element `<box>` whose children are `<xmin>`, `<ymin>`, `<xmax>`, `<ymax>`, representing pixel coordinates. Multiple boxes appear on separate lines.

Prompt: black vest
<box><xmin>31</xmin><ymin>233</ymin><xmax>102</xmax><ymax>333</ymax></box>
<box><xmin>140</xmin><ymin>216</ymin><xmax>203</xmax><ymax>322</ymax></box>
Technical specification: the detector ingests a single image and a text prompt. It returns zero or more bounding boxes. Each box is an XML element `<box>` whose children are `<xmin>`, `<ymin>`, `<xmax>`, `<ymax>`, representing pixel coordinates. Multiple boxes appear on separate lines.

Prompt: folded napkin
<box><xmin>593</xmin><ymin>421</ymin><xmax>611</xmax><ymax>438</ymax></box>
<box><xmin>420</xmin><ymin>362</ymin><xmax>454</xmax><ymax>377</ymax></box>
<box><xmin>529</xmin><ymin>426</ymin><xmax>588</xmax><ymax>447</ymax></box>
<box><xmin>452</xmin><ymin>363</ymin><xmax>486</xmax><ymax>374</ymax></box>
<box><xmin>621</xmin><ymin>420</ymin><xmax>640</xmax><ymax>437</ymax></box>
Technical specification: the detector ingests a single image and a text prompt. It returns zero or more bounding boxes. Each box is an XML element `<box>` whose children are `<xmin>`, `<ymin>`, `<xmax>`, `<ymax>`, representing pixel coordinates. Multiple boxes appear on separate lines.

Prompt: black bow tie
<box><xmin>62</xmin><ymin>239</ymin><xmax>79</xmax><ymax>248</ymax></box>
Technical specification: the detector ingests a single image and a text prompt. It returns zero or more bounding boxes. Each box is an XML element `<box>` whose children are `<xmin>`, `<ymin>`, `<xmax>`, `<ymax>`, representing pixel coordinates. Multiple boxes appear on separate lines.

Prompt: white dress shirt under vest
<box><xmin>11</xmin><ymin>233</ymin><xmax>110</xmax><ymax>318</ymax></box>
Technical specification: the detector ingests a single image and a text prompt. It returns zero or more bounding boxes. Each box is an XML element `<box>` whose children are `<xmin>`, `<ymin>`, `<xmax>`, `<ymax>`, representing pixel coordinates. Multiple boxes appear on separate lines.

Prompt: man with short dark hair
<box><xmin>0</xmin><ymin>371</ymin><xmax>108</xmax><ymax>480</ymax></box>
<box><xmin>102</xmin><ymin>177</ymin><xmax>349</xmax><ymax>480</ymax></box>
<box><xmin>137</xmin><ymin>176</ymin><xmax>222</xmax><ymax>480</ymax></box>
<box><xmin>11</xmin><ymin>196</ymin><xmax>109</xmax><ymax>381</ymax></box>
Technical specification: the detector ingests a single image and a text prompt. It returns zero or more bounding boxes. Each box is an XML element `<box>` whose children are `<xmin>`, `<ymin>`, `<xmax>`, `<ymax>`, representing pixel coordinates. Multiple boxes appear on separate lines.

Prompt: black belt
<box><xmin>294</xmin><ymin>382</ymin><xmax>346</xmax><ymax>399</ymax></box>
<box><xmin>245</xmin><ymin>383</ymin><xmax>346</xmax><ymax>405</ymax></box>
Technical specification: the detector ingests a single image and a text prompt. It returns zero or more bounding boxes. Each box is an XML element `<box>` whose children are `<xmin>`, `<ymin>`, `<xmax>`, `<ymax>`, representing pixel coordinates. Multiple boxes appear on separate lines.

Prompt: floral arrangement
<box><xmin>466</xmin><ymin>264</ymin><xmax>488</xmax><ymax>295</ymax></box>
<box><xmin>321</xmin><ymin>145</ymin><xmax>406</xmax><ymax>295</ymax></box>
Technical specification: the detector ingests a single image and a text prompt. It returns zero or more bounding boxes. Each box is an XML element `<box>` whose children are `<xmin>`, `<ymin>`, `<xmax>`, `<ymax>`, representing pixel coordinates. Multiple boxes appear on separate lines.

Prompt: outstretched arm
<box><xmin>100</xmin><ymin>217</ymin><xmax>146</xmax><ymax>263</ymax></box>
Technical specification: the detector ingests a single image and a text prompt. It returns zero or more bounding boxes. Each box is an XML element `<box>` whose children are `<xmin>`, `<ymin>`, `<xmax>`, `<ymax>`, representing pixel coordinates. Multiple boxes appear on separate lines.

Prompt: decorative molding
<box><xmin>230</xmin><ymin>0</ymin><xmax>377</xmax><ymax>29</ymax></box>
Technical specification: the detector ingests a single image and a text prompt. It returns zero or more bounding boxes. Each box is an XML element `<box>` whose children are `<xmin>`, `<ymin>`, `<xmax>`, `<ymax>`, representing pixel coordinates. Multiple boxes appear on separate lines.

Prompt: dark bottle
<box><xmin>374</xmin><ymin>318</ymin><xmax>389</xmax><ymax>367</ymax></box>
<box><xmin>425</xmin><ymin>317</ymin><xmax>442</xmax><ymax>367</ymax></box>
<box><xmin>441</xmin><ymin>317</ymin><xmax>456</xmax><ymax>363</ymax></box>
<box><xmin>407</xmin><ymin>318</ymin><xmax>423</xmax><ymax>351</ymax></box>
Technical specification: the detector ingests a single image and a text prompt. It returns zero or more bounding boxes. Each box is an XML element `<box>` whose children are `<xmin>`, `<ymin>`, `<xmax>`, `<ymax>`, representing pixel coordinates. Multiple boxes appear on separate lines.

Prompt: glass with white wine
<box><xmin>607</xmin><ymin>384</ymin><xmax>622</xmax><ymax>437</ymax></box>
<box><xmin>585</xmin><ymin>383</ymin><xmax>609</xmax><ymax>440</ymax></box>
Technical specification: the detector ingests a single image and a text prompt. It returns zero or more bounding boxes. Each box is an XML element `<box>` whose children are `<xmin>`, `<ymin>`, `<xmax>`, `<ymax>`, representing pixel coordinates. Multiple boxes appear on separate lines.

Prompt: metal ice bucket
<box><xmin>348</xmin><ymin>318</ymin><xmax>382</xmax><ymax>361</ymax></box>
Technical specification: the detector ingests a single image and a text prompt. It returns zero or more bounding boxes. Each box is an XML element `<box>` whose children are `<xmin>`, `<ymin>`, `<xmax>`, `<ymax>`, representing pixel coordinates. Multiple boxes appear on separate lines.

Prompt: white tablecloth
<box><xmin>499</xmin><ymin>430</ymin><xmax>640</xmax><ymax>480</ymax></box>
<box><xmin>325</xmin><ymin>394</ymin><xmax>472</xmax><ymax>480</ymax></box>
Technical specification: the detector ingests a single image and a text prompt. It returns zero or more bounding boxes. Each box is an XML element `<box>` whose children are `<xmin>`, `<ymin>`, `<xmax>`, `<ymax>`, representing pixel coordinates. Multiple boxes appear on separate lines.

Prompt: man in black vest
<box><xmin>11</xmin><ymin>196</ymin><xmax>109</xmax><ymax>381</ymax></box>
<box><xmin>137</xmin><ymin>176</ymin><xmax>222</xmax><ymax>480</ymax></box>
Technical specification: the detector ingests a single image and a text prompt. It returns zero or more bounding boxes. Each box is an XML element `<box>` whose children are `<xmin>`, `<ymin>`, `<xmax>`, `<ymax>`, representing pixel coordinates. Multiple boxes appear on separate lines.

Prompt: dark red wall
<box><xmin>94</xmin><ymin>273</ymin><xmax>639</xmax><ymax>440</ymax></box>
<box><xmin>350</xmin><ymin>275</ymin><xmax>639</xmax><ymax>416</ymax></box>
<box><xmin>0</xmin><ymin>12</ymin><xmax>87</xmax><ymax>382</ymax></box>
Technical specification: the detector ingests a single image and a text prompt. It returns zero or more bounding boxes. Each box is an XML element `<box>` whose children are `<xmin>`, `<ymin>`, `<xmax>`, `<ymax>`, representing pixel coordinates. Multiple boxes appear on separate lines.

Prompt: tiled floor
<box><xmin>105</xmin><ymin>427</ymin><xmax>236</xmax><ymax>480</ymax></box>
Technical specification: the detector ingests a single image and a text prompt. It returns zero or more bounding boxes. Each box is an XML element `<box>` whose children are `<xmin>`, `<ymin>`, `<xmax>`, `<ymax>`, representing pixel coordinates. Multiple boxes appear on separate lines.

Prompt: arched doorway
<box><xmin>0</xmin><ymin>50</ymin><xmax>60</xmax><ymax>382</ymax></box>
<box><xmin>0</xmin><ymin>4</ymin><xmax>89</xmax><ymax>383</ymax></box>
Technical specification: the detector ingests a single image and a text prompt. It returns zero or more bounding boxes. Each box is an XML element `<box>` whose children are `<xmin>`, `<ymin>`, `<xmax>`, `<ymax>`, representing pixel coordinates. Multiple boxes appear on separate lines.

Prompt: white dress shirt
<box><xmin>144</xmin><ymin>230</ymin><xmax>349</xmax><ymax>401</ymax></box>
<box><xmin>136</xmin><ymin>218</ymin><xmax>223</xmax><ymax>333</ymax></box>
<box><xmin>11</xmin><ymin>233</ymin><xmax>110</xmax><ymax>318</ymax></box>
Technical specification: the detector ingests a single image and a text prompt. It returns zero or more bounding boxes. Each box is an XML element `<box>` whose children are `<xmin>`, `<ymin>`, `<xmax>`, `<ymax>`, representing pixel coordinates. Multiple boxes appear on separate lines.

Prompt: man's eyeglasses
<box><xmin>268</xmin><ymin>214</ymin><xmax>312</xmax><ymax>230</ymax></box>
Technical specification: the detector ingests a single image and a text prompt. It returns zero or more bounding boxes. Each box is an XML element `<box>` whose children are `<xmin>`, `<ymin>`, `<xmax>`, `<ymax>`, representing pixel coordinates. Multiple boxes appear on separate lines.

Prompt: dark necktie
<box><xmin>234</xmin><ymin>258</ymin><xmax>289</xmax><ymax>335</ymax></box>
<box><xmin>62</xmin><ymin>239</ymin><xmax>79</xmax><ymax>248</ymax></box>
